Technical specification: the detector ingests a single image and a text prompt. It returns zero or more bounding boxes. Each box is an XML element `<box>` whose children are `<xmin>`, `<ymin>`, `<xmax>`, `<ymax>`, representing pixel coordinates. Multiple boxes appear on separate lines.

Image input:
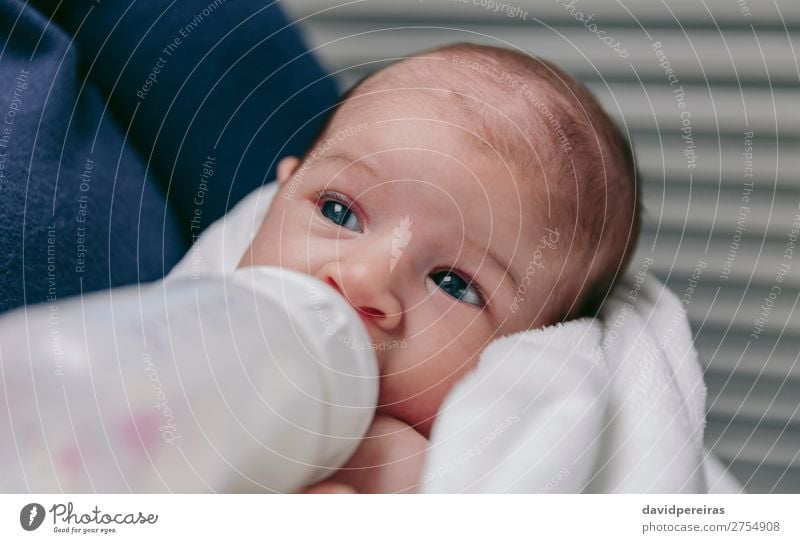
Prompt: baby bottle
<box><xmin>0</xmin><ymin>266</ymin><xmax>378</xmax><ymax>492</ymax></box>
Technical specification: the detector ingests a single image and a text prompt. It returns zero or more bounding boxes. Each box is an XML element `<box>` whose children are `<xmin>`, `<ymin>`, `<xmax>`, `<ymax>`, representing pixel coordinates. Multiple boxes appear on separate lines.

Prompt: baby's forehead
<box><xmin>326</xmin><ymin>52</ymin><xmax>566</xmax><ymax>215</ymax></box>
<box><xmin>366</xmin><ymin>56</ymin><xmax>563</xmax><ymax>154</ymax></box>
<box><xmin>338</xmin><ymin>67</ymin><xmax>550</xmax><ymax>164</ymax></box>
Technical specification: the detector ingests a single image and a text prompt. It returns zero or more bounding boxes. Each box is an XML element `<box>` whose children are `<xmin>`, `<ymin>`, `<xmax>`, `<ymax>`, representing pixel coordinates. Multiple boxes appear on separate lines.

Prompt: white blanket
<box><xmin>170</xmin><ymin>183</ymin><xmax>741</xmax><ymax>493</ymax></box>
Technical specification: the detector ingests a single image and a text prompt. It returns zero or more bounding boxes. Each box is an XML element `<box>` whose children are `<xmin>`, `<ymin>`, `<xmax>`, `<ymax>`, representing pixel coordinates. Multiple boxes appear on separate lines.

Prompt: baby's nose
<box><xmin>317</xmin><ymin>261</ymin><xmax>402</xmax><ymax>334</ymax></box>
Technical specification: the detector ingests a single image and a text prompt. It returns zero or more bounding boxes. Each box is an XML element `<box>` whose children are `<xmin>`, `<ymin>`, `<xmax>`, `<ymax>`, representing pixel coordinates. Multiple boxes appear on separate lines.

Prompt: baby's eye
<box><xmin>319</xmin><ymin>196</ymin><xmax>361</xmax><ymax>232</ymax></box>
<box><xmin>429</xmin><ymin>270</ymin><xmax>484</xmax><ymax>307</ymax></box>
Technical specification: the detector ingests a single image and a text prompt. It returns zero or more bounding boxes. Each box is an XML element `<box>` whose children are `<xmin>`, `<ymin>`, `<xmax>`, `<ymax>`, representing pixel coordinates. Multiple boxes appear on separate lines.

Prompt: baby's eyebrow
<box><xmin>464</xmin><ymin>235</ymin><xmax>517</xmax><ymax>295</ymax></box>
<box><xmin>322</xmin><ymin>153</ymin><xmax>379</xmax><ymax>180</ymax></box>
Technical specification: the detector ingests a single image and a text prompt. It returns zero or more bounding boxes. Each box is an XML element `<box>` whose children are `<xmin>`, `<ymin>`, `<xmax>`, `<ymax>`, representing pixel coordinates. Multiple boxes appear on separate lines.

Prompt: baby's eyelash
<box><xmin>457</xmin><ymin>268</ymin><xmax>488</xmax><ymax>307</ymax></box>
<box><xmin>314</xmin><ymin>188</ymin><xmax>365</xmax><ymax>233</ymax></box>
<box><xmin>314</xmin><ymin>189</ymin><xmax>354</xmax><ymax>208</ymax></box>
<box><xmin>436</xmin><ymin>266</ymin><xmax>488</xmax><ymax>308</ymax></box>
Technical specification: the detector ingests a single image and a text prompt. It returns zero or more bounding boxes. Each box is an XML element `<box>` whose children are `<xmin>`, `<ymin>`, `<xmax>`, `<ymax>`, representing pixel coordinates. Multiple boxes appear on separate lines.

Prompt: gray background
<box><xmin>282</xmin><ymin>0</ymin><xmax>800</xmax><ymax>492</ymax></box>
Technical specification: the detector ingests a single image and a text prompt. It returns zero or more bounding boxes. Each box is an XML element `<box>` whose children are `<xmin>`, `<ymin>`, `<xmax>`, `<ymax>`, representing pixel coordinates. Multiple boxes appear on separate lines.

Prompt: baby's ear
<box><xmin>276</xmin><ymin>156</ymin><xmax>302</xmax><ymax>185</ymax></box>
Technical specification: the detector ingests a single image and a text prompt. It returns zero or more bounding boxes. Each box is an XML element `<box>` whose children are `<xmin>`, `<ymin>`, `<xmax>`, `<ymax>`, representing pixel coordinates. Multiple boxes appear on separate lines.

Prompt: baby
<box><xmin>238</xmin><ymin>43</ymin><xmax>640</xmax><ymax>493</ymax></box>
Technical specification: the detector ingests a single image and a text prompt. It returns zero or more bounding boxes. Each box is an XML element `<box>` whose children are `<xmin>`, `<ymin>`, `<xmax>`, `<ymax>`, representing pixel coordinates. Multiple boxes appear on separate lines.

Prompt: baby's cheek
<box><xmin>376</xmin><ymin>328</ymin><xmax>488</xmax><ymax>437</ymax></box>
<box><xmin>243</xmin><ymin>212</ymin><xmax>313</xmax><ymax>271</ymax></box>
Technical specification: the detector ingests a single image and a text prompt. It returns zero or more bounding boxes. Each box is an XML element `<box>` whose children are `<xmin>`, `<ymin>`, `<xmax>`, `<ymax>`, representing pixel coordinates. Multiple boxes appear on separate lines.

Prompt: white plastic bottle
<box><xmin>0</xmin><ymin>266</ymin><xmax>378</xmax><ymax>492</ymax></box>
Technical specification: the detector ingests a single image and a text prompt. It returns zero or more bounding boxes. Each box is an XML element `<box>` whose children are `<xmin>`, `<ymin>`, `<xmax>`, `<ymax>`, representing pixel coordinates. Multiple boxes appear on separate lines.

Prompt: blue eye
<box><xmin>319</xmin><ymin>196</ymin><xmax>361</xmax><ymax>232</ymax></box>
<box><xmin>429</xmin><ymin>270</ymin><xmax>484</xmax><ymax>307</ymax></box>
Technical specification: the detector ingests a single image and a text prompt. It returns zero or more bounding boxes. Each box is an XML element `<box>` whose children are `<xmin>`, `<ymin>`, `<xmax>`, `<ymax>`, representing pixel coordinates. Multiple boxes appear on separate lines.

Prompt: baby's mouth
<box><xmin>357</xmin><ymin>306</ymin><xmax>385</xmax><ymax>319</ymax></box>
<box><xmin>355</xmin><ymin>309</ymin><xmax>380</xmax><ymax>338</ymax></box>
<box><xmin>353</xmin><ymin>309</ymin><xmax>388</xmax><ymax>352</ymax></box>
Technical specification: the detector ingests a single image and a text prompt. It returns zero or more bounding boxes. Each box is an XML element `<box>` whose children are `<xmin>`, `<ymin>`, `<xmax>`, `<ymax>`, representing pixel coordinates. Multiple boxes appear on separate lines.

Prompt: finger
<box><xmin>305</xmin><ymin>481</ymin><xmax>357</xmax><ymax>494</ymax></box>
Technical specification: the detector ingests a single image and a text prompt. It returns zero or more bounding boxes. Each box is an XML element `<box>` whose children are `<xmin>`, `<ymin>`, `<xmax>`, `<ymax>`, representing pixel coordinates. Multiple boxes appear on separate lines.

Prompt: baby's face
<box><xmin>240</xmin><ymin>92</ymin><xmax>560</xmax><ymax>437</ymax></box>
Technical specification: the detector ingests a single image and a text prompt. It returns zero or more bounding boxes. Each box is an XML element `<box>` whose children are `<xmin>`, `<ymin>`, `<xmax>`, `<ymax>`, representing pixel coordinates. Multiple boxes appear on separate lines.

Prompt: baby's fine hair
<box><xmin>307</xmin><ymin>42</ymin><xmax>641</xmax><ymax>322</ymax></box>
